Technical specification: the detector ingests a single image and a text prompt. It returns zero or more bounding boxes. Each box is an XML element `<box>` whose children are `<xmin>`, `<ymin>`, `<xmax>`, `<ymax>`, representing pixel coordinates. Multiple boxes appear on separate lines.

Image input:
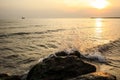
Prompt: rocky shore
<box><xmin>0</xmin><ymin>50</ymin><xmax>116</xmax><ymax>80</ymax></box>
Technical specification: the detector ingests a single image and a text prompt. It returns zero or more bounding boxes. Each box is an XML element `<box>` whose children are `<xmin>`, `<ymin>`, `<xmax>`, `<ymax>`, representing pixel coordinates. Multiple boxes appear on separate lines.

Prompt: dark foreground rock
<box><xmin>0</xmin><ymin>73</ymin><xmax>21</xmax><ymax>80</ymax></box>
<box><xmin>67</xmin><ymin>72</ymin><xmax>116</xmax><ymax>80</ymax></box>
<box><xmin>27</xmin><ymin>50</ymin><xmax>96</xmax><ymax>80</ymax></box>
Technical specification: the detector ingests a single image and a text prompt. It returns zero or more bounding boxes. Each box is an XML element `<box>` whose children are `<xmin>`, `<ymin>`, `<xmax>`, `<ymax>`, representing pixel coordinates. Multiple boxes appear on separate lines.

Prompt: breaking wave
<box><xmin>84</xmin><ymin>52</ymin><xmax>107</xmax><ymax>63</ymax></box>
<box><xmin>0</xmin><ymin>29</ymin><xmax>65</xmax><ymax>38</ymax></box>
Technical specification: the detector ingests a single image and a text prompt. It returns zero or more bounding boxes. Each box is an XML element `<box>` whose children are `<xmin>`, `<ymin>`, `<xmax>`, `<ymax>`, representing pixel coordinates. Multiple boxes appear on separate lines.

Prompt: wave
<box><xmin>0</xmin><ymin>29</ymin><xmax>65</xmax><ymax>38</ymax></box>
<box><xmin>0</xmin><ymin>24</ymin><xmax>49</xmax><ymax>29</ymax></box>
<box><xmin>0</xmin><ymin>24</ymin><xmax>48</xmax><ymax>29</ymax></box>
<box><xmin>34</xmin><ymin>25</ymin><xmax>47</xmax><ymax>27</ymax></box>
<box><xmin>46</xmin><ymin>43</ymin><xmax>58</xmax><ymax>48</ymax></box>
<box><xmin>52</xmin><ymin>38</ymin><xmax>120</xmax><ymax>64</ymax></box>
<box><xmin>83</xmin><ymin>38</ymin><xmax>120</xmax><ymax>68</ymax></box>
<box><xmin>85</xmin><ymin>38</ymin><xmax>120</xmax><ymax>53</ymax></box>
<box><xmin>84</xmin><ymin>52</ymin><xmax>107</xmax><ymax>63</ymax></box>
<box><xmin>18</xmin><ymin>58</ymin><xmax>36</xmax><ymax>64</ymax></box>
<box><xmin>0</xmin><ymin>32</ymin><xmax>30</xmax><ymax>38</ymax></box>
<box><xmin>37</xmin><ymin>45</ymin><xmax>48</xmax><ymax>49</ymax></box>
<box><xmin>0</xmin><ymin>47</ymin><xmax>14</xmax><ymax>52</ymax></box>
<box><xmin>0</xmin><ymin>26</ymin><xmax>26</xmax><ymax>29</ymax></box>
<box><xmin>37</xmin><ymin>44</ymin><xmax>58</xmax><ymax>49</ymax></box>
<box><xmin>0</xmin><ymin>40</ymin><xmax>12</xmax><ymax>43</ymax></box>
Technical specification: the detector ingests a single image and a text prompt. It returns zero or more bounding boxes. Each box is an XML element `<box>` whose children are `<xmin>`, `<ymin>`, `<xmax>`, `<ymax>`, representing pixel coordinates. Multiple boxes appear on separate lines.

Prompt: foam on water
<box><xmin>85</xmin><ymin>52</ymin><xmax>107</xmax><ymax>63</ymax></box>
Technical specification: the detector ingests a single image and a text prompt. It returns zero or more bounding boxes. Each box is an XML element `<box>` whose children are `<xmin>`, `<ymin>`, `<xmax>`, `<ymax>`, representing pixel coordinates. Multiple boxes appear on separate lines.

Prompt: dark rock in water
<box><xmin>0</xmin><ymin>73</ymin><xmax>9</xmax><ymax>78</ymax></box>
<box><xmin>27</xmin><ymin>50</ymin><xmax>96</xmax><ymax>80</ymax></box>
<box><xmin>55</xmin><ymin>51</ymin><xmax>68</xmax><ymax>56</ymax></box>
<box><xmin>4</xmin><ymin>75</ymin><xmax>21</xmax><ymax>80</ymax></box>
<box><xmin>67</xmin><ymin>72</ymin><xmax>116</xmax><ymax>80</ymax></box>
<box><xmin>0</xmin><ymin>73</ymin><xmax>21</xmax><ymax>80</ymax></box>
<box><xmin>55</xmin><ymin>49</ymin><xmax>85</xmax><ymax>59</ymax></box>
<box><xmin>68</xmin><ymin>50</ymin><xmax>84</xmax><ymax>58</ymax></box>
<box><xmin>20</xmin><ymin>74</ymin><xmax>28</xmax><ymax>80</ymax></box>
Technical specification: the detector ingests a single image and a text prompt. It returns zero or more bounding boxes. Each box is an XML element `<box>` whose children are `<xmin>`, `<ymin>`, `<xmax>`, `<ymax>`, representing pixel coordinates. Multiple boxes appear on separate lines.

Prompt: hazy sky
<box><xmin>0</xmin><ymin>0</ymin><xmax>120</xmax><ymax>18</ymax></box>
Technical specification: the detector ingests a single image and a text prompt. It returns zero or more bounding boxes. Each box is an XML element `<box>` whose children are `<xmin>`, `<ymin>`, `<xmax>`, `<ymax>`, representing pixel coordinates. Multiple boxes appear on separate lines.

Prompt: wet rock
<box><xmin>67</xmin><ymin>72</ymin><xmax>116</xmax><ymax>80</ymax></box>
<box><xmin>0</xmin><ymin>73</ymin><xmax>21</xmax><ymax>80</ymax></box>
<box><xmin>0</xmin><ymin>73</ymin><xmax>9</xmax><ymax>78</ymax></box>
<box><xmin>27</xmin><ymin>50</ymin><xmax>96</xmax><ymax>80</ymax></box>
<box><xmin>4</xmin><ymin>75</ymin><xmax>21</xmax><ymax>80</ymax></box>
<box><xmin>68</xmin><ymin>50</ymin><xmax>85</xmax><ymax>58</ymax></box>
<box><xmin>55</xmin><ymin>51</ymin><xmax>68</xmax><ymax>56</ymax></box>
<box><xmin>55</xmin><ymin>49</ymin><xmax>85</xmax><ymax>59</ymax></box>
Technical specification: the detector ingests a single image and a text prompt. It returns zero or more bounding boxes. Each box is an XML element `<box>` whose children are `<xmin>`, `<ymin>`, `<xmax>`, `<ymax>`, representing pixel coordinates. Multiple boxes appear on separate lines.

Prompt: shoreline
<box><xmin>90</xmin><ymin>17</ymin><xmax>120</xmax><ymax>19</ymax></box>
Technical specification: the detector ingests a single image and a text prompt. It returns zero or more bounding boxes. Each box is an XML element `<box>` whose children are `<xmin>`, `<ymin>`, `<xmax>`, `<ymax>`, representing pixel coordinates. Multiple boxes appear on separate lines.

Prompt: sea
<box><xmin>0</xmin><ymin>18</ymin><xmax>120</xmax><ymax>78</ymax></box>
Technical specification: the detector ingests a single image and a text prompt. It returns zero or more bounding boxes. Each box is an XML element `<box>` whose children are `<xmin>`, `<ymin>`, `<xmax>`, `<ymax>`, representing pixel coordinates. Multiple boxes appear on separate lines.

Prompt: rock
<box><xmin>68</xmin><ymin>50</ymin><xmax>85</xmax><ymax>58</ymax></box>
<box><xmin>27</xmin><ymin>50</ymin><xmax>96</xmax><ymax>80</ymax></box>
<box><xmin>55</xmin><ymin>49</ymin><xmax>85</xmax><ymax>59</ymax></box>
<box><xmin>0</xmin><ymin>73</ymin><xmax>9</xmax><ymax>78</ymax></box>
<box><xmin>67</xmin><ymin>72</ymin><xmax>116</xmax><ymax>80</ymax></box>
<box><xmin>20</xmin><ymin>74</ymin><xmax>28</xmax><ymax>80</ymax></box>
<box><xmin>55</xmin><ymin>51</ymin><xmax>68</xmax><ymax>56</ymax></box>
<box><xmin>4</xmin><ymin>75</ymin><xmax>21</xmax><ymax>80</ymax></box>
<box><xmin>0</xmin><ymin>73</ymin><xmax>21</xmax><ymax>80</ymax></box>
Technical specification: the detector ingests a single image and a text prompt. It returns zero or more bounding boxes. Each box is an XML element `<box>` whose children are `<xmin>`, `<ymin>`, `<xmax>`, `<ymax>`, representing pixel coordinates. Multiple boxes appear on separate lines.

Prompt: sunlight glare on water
<box><xmin>94</xmin><ymin>18</ymin><xmax>103</xmax><ymax>40</ymax></box>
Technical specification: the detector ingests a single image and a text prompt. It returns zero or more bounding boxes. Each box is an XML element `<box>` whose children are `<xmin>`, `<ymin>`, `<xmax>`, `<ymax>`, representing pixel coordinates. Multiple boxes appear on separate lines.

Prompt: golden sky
<box><xmin>0</xmin><ymin>0</ymin><xmax>120</xmax><ymax>18</ymax></box>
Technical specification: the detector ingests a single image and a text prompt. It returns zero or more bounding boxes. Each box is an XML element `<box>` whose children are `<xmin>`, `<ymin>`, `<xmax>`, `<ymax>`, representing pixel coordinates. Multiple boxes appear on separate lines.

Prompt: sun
<box><xmin>91</xmin><ymin>0</ymin><xmax>109</xmax><ymax>9</ymax></box>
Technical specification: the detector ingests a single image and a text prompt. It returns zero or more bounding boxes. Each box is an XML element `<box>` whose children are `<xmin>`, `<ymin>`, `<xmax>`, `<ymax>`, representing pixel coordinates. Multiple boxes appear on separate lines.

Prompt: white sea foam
<box><xmin>85</xmin><ymin>52</ymin><xmax>106</xmax><ymax>63</ymax></box>
<box><xmin>38</xmin><ymin>58</ymin><xmax>44</xmax><ymax>62</ymax></box>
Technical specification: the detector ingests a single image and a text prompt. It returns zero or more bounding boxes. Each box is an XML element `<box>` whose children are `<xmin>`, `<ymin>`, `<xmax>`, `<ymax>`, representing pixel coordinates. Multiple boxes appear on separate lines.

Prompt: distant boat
<box><xmin>21</xmin><ymin>16</ymin><xmax>25</xmax><ymax>19</ymax></box>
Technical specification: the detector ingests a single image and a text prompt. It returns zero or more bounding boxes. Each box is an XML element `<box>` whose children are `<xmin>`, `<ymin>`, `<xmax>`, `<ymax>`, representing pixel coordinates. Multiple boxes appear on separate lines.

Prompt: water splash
<box><xmin>85</xmin><ymin>52</ymin><xmax>107</xmax><ymax>63</ymax></box>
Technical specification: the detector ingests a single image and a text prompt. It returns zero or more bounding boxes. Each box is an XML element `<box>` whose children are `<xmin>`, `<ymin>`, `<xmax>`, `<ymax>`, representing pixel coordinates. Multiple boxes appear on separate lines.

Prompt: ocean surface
<box><xmin>0</xmin><ymin>18</ymin><xmax>120</xmax><ymax>76</ymax></box>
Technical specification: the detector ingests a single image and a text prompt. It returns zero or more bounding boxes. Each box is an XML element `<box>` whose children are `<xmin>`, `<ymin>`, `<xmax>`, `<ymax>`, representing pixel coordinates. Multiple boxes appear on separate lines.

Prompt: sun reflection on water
<box><xmin>95</xmin><ymin>18</ymin><xmax>103</xmax><ymax>33</ymax></box>
<box><xmin>94</xmin><ymin>18</ymin><xmax>110</xmax><ymax>44</ymax></box>
<box><xmin>94</xmin><ymin>18</ymin><xmax>104</xmax><ymax>44</ymax></box>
